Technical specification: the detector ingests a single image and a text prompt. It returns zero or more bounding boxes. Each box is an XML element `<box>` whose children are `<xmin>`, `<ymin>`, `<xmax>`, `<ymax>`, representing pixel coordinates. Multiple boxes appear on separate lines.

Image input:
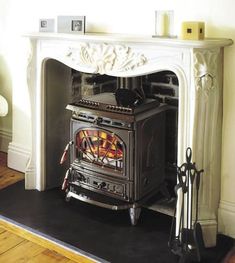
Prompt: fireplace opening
<box><xmin>44</xmin><ymin>59</ymin><xmax>179</xmax><ymax>223</ymax></box>
<box><xmin>143</xmin><ymin>72</ymin><xmax>179</xmax><ymax>197</ymax></box>
<box><xmin>68</xmin><ymin>69</ymin><xmax>179</xmax><ymax>198</ymax></box>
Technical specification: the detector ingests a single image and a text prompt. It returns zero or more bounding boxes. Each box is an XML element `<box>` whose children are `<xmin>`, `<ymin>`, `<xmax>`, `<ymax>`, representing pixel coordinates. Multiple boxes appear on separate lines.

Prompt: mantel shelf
<box><xmin>24</xmin><ymin>32</ymin><xmax>233</xmax><ymax>49</ymax></box>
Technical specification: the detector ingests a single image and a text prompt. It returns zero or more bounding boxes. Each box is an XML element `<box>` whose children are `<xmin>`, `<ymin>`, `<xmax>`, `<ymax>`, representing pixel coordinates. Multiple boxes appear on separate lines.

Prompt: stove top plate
<box><xmin>69</xmin><ymin>92</ymin><xmax>160</xmax><ymax>115</ymax></box>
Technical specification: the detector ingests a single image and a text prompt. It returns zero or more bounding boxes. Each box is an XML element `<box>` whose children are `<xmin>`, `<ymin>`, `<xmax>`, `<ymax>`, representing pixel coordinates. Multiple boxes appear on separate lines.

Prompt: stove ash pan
<box><xmin>62</xmin><ymin>105</ymin><xmax>167</xmax><ymax>225</ymax></box>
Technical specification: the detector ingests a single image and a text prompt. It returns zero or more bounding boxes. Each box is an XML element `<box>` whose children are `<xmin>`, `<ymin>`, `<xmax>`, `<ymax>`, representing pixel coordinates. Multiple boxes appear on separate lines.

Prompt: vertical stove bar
<box><xmin>82</xmin><ymin>130</ymin><xmax>95</xmax><ymax>159</ymax></box>
<box><xmin>101</xmin><ymin>134</ymin><xmax>115</xmax><ymax>163</ymax></box>
<box><xmin>115</xmin><ymin>141</ymin><xmax>118</xmax><ymax>170</ymax></box>
<box><xmin>97</xmin><ymin>130</ymin><xmax>100</xmax><ymax>162</ymax></box>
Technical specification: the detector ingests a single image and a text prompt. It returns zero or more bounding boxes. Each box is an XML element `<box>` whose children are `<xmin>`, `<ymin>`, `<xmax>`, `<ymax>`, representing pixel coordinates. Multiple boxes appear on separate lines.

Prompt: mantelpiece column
<box><xmin>24</xmin><ymin>39</ymin><xmax>39</xmax><ymax>189</ymax></box>
<box><xmin>192</xmin><ymin>47</ymin><xmax>223</xmax><ymax>246</ymax></box>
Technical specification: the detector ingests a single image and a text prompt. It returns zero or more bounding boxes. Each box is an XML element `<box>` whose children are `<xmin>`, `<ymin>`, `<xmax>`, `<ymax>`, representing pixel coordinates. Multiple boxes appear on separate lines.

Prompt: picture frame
<box><xmin>57</xmin><ymin>16</ymin><xmax>85</xmax><ymax>34</ymax></box>
<box><xmin>39</xmin><ymin>19</ymin><xmax>55</xmax><ymax>32</ymax></box>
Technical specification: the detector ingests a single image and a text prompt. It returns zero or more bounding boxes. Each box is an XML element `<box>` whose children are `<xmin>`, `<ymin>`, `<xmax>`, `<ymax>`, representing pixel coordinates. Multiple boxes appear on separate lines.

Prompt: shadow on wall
<box><xmin>0</xmin><ymin>55</ymin><xmax>12</xmax><ymax>151</ymax></box>
<box><xmin>86</xmin><ymin>23</ymin><xmax>111</xmax><ymax>33</ymax></box>
<box><xmin>7</xmin><ymin>103</ymin><xmax>31</xmax><ymax>172</ymax></box>
<box><xmin>206</xmin><ymin>25</ymin><xmax>235</xmax><ymax>55</ymax></box>
<box><xmin>206</xmin><ymin>24</ymin><xmax>235</xmax><ymax>37</ymax></box>
<box><xmin>0</xmin><ymin>55</ymin><xmax>12</xmax><ymax>119</ymax></box>
<box><xmin>0</xmin><ymin>95</ymin><xmax>8</xmax><ymax>117</ymax></box>
<box><xmin>205</xmin><ymin>25</ymin><xmax>235</xmax><ymax>112</ymax></box>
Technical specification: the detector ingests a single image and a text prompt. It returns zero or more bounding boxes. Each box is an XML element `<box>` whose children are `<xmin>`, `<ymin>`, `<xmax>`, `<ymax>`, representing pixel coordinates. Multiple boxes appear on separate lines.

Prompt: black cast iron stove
<box><xmin>61</xmin><ymin>90</ymin><xmax>168</xmax><ymax>225</ymax></box>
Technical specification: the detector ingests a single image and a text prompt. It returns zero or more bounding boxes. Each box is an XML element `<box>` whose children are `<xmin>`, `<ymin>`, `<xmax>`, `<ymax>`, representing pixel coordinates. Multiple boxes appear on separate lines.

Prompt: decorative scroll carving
<box><xmin>26</xmin><ymin>40</ymin><xmax>34</xmax><ymax>90</ymax></box>
<box><xmin>66</xmin><ymin>43</ymin><xmax>147</xmax><ymax>74</ymax></box>
<box><xmin>193</xmin><ymin>49</ymin><xmax>220</xmax><ymax>97</ymax></box>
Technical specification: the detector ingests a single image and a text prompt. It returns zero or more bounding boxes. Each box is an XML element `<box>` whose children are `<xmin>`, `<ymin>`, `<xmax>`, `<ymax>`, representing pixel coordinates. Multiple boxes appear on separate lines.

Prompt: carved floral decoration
<box><xmin>193</xmin><ymin>48</ymin><xmax>220</xmax><ymax>97</ymax></box>
<box><xmin>66</xmin><ymin>43</ymin><xmax>147</xmax><ymax>74</ymax></box>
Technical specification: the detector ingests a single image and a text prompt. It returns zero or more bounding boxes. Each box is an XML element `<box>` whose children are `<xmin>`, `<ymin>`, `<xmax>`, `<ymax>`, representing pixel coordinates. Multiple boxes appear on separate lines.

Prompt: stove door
<box><xmin>70</xmin><ymin>119</ymin><xmax>134</xmax><ymax>180</ymax></box>
<box><xmin>77</xmin><ymin>129</ymin><xmax>124</xmax><ymax>170</ymax></box>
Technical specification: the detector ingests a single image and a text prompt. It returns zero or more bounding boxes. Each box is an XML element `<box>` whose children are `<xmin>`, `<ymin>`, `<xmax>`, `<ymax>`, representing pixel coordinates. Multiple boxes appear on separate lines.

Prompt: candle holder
<box><xmin>154</xmin><ymin>10</ymin><xmax>175</xmax><ymax>38</ymax></box>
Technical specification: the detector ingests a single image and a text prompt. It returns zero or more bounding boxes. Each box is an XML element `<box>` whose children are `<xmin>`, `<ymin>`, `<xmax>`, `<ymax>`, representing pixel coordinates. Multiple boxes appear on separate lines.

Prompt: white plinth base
<box><xmin>7</xmin><ymin>142</ymin><xmax>30</xmax><ymax>172</ymax></box>
<box><xmin>218</xmin><ymin>201</ymin><xmax>235</xmax><ymax>239</ymax></box>
<box><xmin>200</xmin><ymin>219</ymin><xmax>218</xmax><ymax>247</ymax></box>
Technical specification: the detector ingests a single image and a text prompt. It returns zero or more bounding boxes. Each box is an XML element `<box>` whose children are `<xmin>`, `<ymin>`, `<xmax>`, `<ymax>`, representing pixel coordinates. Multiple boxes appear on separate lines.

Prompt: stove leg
<box><xmin>129</xmin><ymin>206</ymin><xmax>141</xmax><ymax>226</ymax></box>
<box><xmin>65</xmin><ymin>191</ymin><xmax>72</xmax><ymax>202</ymax></box>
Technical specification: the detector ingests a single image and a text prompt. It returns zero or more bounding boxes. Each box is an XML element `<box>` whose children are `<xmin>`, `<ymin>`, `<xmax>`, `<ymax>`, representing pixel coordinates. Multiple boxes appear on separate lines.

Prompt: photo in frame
<box><xmin>57</xmin><ymin>16</ymin><xmax>85</xmax><ymax>34</ymax></box>
<box><xmin>39</xmin><ymin>19</ymin><xmax>55</xmax><ymax>32</ymax></box>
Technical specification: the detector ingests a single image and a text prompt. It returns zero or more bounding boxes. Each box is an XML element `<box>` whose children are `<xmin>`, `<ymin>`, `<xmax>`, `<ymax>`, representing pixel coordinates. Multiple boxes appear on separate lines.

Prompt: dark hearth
<box><xmin>0</xmin><ymin>180</ymin><xmax>233</xmax><ymax>263</ymax></box>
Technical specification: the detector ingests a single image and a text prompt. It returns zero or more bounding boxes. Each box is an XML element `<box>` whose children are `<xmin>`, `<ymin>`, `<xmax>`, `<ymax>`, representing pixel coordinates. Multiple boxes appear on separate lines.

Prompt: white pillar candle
<box><xmin>155</xmin><ymin>10</ymin><xmax>174</xmax><ymax>37</ymax></box>
<box><xmin>156</xmin><ymin>11</ymin><xmax>168</xmax><ymax>36</ymax></box>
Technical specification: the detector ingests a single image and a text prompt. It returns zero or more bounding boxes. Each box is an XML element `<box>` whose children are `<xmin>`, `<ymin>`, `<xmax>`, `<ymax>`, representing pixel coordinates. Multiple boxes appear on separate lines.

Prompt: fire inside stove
<box><xmin>76</xmin><ymin>129</ymin><xmax>124</xmax><ymax>171</ymax></box>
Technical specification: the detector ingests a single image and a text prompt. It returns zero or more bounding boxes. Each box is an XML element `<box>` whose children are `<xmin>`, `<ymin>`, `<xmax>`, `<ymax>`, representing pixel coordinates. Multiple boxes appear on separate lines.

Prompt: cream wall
<box><xmin>0</xmin><ymin>1</ymin><xmax>12</xmax><ymax>152</ymax></box>
<box><xmin>0</xmin><ymin>0</ymin><xmax>235</xmax><ymax>238</ymax></box>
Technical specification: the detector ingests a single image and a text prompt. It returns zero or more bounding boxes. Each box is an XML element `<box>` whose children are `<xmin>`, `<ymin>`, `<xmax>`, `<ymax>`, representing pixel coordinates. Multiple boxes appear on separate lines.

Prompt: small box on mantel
<box><xmin>180</xmin><ymin>21</ymin><xmax>205</xmax><ymax>40</ymax></box>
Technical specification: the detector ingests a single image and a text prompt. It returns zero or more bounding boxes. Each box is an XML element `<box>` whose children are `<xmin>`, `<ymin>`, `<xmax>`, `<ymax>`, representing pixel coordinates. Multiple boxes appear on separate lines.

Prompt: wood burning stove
<box><xmin>61</xmin><ymin>87</ymin><xmax>169</xmax><ymax>225</ymax></box>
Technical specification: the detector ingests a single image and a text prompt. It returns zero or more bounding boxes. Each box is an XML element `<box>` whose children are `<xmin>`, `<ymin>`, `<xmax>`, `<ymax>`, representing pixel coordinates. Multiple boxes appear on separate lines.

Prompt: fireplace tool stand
<box><xmin>168</xmin><ymin>147</ymin><xmax>205</xmax><ymax>263</ymax></box>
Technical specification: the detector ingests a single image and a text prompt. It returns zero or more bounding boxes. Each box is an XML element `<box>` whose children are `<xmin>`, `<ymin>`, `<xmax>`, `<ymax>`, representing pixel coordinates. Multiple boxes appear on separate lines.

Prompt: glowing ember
<box><xmin>76</xmin><ymin>129</ymin><xmax>124</xmax><ymax>169</ymax></box>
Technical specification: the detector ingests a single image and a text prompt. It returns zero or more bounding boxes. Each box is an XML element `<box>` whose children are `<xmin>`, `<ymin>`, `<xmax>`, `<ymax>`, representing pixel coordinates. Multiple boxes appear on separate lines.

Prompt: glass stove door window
<box><xmin>76</xmin><ymin>129</ymin><xmax>124</xmax><ymax>171</ymax></box>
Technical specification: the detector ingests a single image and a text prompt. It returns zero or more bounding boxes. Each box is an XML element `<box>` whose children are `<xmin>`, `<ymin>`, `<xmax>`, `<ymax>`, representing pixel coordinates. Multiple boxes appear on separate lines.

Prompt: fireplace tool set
<box><xmin>168</xmin><ymin>147</ymin><xmax>205</xmax><ymax>262</ymax></box>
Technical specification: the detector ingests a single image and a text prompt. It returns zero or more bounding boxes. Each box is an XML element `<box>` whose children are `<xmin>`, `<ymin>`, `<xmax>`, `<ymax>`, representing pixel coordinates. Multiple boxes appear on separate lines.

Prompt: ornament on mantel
<box><xmin>180</xmin><ymin>21</ymin><xmax>205</xmax><ymax>40</ymax></box>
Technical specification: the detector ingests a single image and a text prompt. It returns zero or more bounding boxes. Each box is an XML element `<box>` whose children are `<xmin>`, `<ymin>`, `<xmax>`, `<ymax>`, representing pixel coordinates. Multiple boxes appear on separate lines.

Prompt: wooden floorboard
<box><xmin>0</xmin><ymin>219</ymin><xmax>96</xmax><ymax>263</ymax></box>
<box><xmin>0</xmin><ymin>152</ymin><xmax>24</xmax><ymax>190</ymax></box>
<box><xmin>0</xmin><ymin>239</ymin><xmax>46</xmax><ymax>263</ymax></box>
<box><xmin>0</xmin><ymin>227</ymin><xmax>6</xmax><ymax>234</ymax></box>
<box><xmin>0</xmin><ymin>229</ymin><xmax>25</xmax><ymax>255</ymax></box>
<box><xmin>0</xmin><ymin>153</ymin><xmax>96</xmax><ymax>263</ymax></box>
<box><xmin>0</xmin><ymin>166</ymin><xmax>24</xmax><ymax>190</ymax></box>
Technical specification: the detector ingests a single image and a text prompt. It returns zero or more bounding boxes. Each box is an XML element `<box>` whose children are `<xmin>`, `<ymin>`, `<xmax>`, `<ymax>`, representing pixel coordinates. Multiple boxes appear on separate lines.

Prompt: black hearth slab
<box><xmin>0</xmin><ymin>181</ymin><xmax>233</xmax><ymax>263</ymax></box>
<box><xmin>0</xmin><ymin>214</ymin><xmax>105</xmax><ymax>263</ymax></box>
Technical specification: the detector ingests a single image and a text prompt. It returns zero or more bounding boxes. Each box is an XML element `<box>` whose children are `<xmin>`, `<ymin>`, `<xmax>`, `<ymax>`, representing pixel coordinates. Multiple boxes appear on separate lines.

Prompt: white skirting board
<box><xmin>200</xmin><ymin>219</ymin><xmax>218</xmax><ymax>247</ymax></box>
<box><xmin>0</xmin><ymin>128</ymin><xmax>12</xmax><ymax>153</ymax></box>
<box><xmin>7</xmin><ymin>142</ymin><xmax>30</xmax><ymax>172</ymax></box>
<box><xmin>218</xmin><ymin>200</ymin><xmax>235</xmax><ymax>239</ymax></box>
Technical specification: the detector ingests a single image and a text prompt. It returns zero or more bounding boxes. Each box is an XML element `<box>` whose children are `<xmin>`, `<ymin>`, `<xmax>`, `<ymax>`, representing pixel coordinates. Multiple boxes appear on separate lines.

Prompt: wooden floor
<box><xmin>0</xmin><ymin>152</ymin><xmax>24</xmax><ymax>190</ymax></box>
<box><xmin>0</xmin><ymin>166</ymin><xmax>25</xmax><ymax>190</ymax></box>
<box><xmin>0</xmin><ymin>152</ymin><xmax>95</xmax><ymax>263</ymax></box>
<box><xmin>0</xmin><ymin>226</ymin><xmax>77</xmax><ymax>263</ymax></box>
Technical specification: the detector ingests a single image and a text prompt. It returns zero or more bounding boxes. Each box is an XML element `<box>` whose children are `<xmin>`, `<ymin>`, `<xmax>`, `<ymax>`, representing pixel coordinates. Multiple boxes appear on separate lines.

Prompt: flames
<box><xmin>76</xmin><ymin>130</ymin><xmax>123</xmax><ymax>166</ymax></box>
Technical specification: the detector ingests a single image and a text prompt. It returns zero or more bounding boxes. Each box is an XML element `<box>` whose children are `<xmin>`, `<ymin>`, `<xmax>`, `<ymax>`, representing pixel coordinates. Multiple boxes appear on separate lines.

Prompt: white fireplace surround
<box><xmin>23</xmin><ymin>32</ymin><xmax>232</xmax><ymax>247</ymax></box>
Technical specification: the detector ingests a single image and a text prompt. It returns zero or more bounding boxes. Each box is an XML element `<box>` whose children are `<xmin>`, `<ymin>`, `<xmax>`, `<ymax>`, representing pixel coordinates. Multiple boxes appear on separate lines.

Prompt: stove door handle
<box><xmin>60</xmin><ymin>141</ymin><xmax>74</xmax><ymax>164</ymax></box>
